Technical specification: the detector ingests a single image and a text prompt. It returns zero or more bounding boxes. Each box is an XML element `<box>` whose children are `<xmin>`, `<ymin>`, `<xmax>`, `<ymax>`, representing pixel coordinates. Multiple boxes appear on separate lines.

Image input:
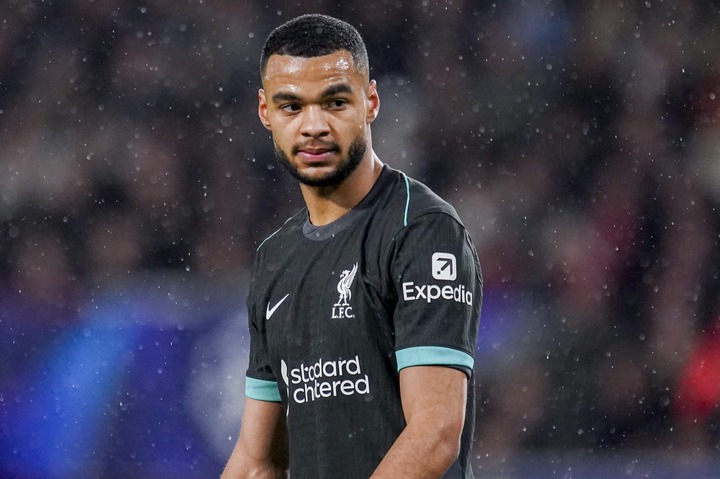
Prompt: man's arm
<box><xmin>370</xmin><ymin>365</ymin><xmax>468</xmax><ymax>479</ymax></box>
<box><xmin>220</xmin><ymin>398</ymin><xmax>288</xmax><ymax>479</ymax></box>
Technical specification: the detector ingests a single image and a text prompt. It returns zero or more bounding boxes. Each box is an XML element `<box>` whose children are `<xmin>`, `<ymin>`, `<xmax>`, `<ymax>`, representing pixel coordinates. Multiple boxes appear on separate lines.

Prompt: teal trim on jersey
<box><xmin>257</xmin><ymin>227</ymin><xmax>282</xmax><ymax>251</ymax></box>
<box><xmin>257</xmin><ymin>215</ymin><xmax>297</xmax><ymax>251</ymax></box>
<box><xmin>400</xmin><ymin>171</ymin><xmax>410</xmax><ymax>227</ymax></box>
<box><xmin>396</xmin><ymin>346</ymin><xmax>474</xmax><ymax>371</ymax></box>
<box><xmin>245</xmin><ymin>377</ymin><xmax>282</xmax><ymax>402</ymax></box>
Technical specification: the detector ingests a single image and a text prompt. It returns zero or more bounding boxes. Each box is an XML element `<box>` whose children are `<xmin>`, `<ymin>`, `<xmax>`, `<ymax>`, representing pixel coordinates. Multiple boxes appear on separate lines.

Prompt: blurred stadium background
<box><xmin>1</xmin><ymin>1</ymin><xmax>720</xmax><ymax>477</ymax></box>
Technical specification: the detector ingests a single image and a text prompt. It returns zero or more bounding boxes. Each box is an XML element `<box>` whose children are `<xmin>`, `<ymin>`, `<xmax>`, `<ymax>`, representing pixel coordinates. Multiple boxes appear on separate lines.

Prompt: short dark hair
<box><xmin>260</xmin><ymin>14</ymin><xmax>369</xmax><ymax>79</ymax></box>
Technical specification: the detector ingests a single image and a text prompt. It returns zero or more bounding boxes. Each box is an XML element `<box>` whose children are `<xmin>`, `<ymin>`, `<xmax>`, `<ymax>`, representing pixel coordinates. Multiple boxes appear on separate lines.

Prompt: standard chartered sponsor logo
<box><xmin>283</xmin><ymin>355</ymin><xmax>370</xmax><ymax>404</ymax></box>
<box><xmin>402</xmin><ymin>281</ymin><xmax>473</xmax><ymax>306</ymax></box>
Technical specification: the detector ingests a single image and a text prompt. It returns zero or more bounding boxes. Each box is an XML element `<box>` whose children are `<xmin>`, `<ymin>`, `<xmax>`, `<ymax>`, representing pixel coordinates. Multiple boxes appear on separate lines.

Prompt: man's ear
<box><xmin>366</xmin><ymin>80</ymin><xmax>380</xmax><ymax>124</ymax></box>
<box><xmin>258</xmin><ymin>89</ymin><xmax>272</xmax><ymax>130</ymax></box>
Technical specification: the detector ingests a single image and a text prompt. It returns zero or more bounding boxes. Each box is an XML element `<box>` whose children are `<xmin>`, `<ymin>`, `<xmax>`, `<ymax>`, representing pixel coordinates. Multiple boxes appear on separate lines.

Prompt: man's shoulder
<box><xmin>384</xmin><ymin>167</ymin><xmax>461</xmax><ymax>225</ymax></box>
<box><xmin>255</xmin><ymin>208</ymin><xmax>306</xmax><ymax>253</ymax></box>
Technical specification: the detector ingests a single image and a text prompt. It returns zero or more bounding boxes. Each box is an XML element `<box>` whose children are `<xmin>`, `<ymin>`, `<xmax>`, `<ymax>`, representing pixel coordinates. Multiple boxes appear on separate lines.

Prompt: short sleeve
<box><xmin>390</xmin><ymin>213</ymin><xmax>482</xmax><ymax>376</ymax></box>
<box><xmin>245</xmin><ymin>261</ymin><xmax>282</xmax><ymax>403</ymax></box>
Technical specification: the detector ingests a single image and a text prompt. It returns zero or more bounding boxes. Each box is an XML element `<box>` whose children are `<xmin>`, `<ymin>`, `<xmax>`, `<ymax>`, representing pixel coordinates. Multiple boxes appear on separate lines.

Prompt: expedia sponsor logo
<box><xmin>402</xmin><ymin>282</ymin><xmax>473</xmax><ymax>306</ymax></box>
<box><xmin>283</xmin><ymin>355</ymin><xmax>370</xmax><ymax>405</ymax></box>
<box><xmin>432</xmin><ymin>252</ymin><xmax>456</xmax><ymax>281</ymax></box>
<box><xmin>401</xmin><ymin>252</ymin><xmax>473</xmax><ymax>306</ymax></box>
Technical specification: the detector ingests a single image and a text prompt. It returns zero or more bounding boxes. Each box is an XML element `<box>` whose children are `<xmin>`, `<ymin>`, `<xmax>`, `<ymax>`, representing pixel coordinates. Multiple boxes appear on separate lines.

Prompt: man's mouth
<box><xmin>294</xmin><ymin>143</ymin><xmax>339</xmax><ymax>163</ymax></box>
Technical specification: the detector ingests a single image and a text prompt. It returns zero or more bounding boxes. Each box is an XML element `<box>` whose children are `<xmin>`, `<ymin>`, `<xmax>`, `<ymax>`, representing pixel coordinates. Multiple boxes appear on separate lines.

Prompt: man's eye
<box><xmin>281</xmin><ymin>104</ymin><xmax>301</xmax><ymax>112</ymax></box>
<box><xmin>327</xmin><ymin>99</ymin><xmax>347</xmax><ymax>109</ymax></box>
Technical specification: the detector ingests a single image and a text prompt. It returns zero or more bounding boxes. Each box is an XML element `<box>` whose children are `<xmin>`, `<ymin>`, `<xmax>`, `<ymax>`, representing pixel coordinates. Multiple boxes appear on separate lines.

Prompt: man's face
<box><xmin>258</xmin><ymin>50</ymin><xmax>379</xmax><ymax>188</ymax></box>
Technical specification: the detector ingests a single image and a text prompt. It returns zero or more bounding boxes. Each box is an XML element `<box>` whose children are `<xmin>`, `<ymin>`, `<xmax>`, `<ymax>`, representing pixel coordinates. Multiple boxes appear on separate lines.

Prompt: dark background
<box><xmin>2</xmin><ymin>1</ymin><xmax>720</xmax><ymax>477</ymax></box>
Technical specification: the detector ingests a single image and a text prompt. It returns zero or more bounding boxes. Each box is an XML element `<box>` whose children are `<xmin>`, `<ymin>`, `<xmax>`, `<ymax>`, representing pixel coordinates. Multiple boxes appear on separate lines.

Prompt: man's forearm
<box><xmin>221</xmin><ymin>399</ymin><xmax>288</xmax><ymax>479</ymax></box>
<box><xmin>370</xmin><ymin>366</ymin><xmax>468</xmax><ymax>479</ymax></box>
<box><xmin>220</xmin><ymin>462</ymin><xmax>286</xmax><ymax>479</ymax></box>
<box><xmin>369</xmin><ymin>419</ymin><xmax>460</xmax><ymax>479</ymax></box>
<box><xmin>220</xmin><ymin>441</ymin><xmax>288</xmax><ymax>479</ymax></box>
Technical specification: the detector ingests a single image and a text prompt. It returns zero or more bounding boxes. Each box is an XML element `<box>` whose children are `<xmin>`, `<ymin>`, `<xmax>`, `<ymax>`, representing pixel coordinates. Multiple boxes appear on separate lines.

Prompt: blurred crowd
<box><xmin>1</xmin><ymin>0</ymin><xmax>720</xmax><ymax>477</ymax></box>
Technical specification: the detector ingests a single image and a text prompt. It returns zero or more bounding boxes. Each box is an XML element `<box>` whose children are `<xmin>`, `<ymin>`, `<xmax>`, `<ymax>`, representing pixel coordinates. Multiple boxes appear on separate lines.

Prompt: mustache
<box><xmin>291</xmin><ymin>141</ymin><xmax>340</xmax><ymax>155</ymax></box>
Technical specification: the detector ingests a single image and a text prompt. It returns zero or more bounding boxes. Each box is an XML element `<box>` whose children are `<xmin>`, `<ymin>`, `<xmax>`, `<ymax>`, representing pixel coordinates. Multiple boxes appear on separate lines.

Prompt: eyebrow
<box><xmin>271</xmin><ymin>83</ymin><xmax>354</xmax><ymax>104</ymax></box>
<box><xmin>321</xmin><ymin>83</ymin><xmax>353</xmax><ymax>98</ymax></box>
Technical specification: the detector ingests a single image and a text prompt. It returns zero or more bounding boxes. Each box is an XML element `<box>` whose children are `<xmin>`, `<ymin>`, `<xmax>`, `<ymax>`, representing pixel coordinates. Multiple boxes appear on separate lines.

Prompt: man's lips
<box><xmin>294</xmin><ymin>144</ymin><xmax>339</xmax><ymax>163</ymax></box>
<box><xmin>297</xmin><ymin>151</ymin><xmax>334</xmax><ymax>163</ymax></box>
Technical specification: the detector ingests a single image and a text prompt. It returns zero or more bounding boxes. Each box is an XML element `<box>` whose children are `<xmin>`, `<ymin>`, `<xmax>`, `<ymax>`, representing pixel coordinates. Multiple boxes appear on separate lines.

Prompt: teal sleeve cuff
<box><xmin>396</xmin><ymin>346</ymin><xmax>474</xmax><ymax>372</ymax></box>
<box><xmin>245</xmin><ymin>377</ymin><xmax>282</xmax><ymax>403</ymax></box>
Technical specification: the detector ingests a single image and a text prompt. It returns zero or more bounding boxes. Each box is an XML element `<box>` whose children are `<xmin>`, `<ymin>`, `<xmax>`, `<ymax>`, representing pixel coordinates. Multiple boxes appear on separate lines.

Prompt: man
<box><xmin>221</xmin><ymin>14</ymin><xmax>481</xmax><ymax>479</ymax></box>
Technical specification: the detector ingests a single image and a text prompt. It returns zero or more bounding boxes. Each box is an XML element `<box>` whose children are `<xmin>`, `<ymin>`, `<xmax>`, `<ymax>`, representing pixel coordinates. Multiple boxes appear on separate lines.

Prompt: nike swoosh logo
<box><xmin>266</xmin><ymin>294</ymin><xmax>289</xmax><ymax>320</ymax></box>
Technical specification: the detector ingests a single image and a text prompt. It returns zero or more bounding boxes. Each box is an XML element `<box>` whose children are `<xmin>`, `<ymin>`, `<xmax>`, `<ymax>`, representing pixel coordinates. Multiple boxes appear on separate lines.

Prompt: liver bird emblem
<box><xmin>336</xmin><ymin>262</ymin><xmax>358</xmax><ymax>306</ymax></box>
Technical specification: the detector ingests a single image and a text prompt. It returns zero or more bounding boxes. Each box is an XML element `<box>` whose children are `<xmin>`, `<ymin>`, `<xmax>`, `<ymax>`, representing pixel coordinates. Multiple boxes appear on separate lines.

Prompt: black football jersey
<box><xmin>245</xmin><ymin>166</ymin><xmax>482</xmax><ymax>479</ymax></box>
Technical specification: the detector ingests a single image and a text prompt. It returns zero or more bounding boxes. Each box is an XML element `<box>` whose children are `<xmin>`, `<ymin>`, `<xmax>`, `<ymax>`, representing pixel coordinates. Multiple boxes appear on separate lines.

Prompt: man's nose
<box><xmin>300</xmin><ymin>106</ymin><xmax>330</xmax><ymax>137</ymax></box>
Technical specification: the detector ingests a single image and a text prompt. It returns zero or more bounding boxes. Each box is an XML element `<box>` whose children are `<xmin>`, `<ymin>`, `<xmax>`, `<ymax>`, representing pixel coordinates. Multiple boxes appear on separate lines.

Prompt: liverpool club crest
<box><xmin>332</xmin><ymin>262</ymin><xmax>358</xmax><ymax>319</ymax></box>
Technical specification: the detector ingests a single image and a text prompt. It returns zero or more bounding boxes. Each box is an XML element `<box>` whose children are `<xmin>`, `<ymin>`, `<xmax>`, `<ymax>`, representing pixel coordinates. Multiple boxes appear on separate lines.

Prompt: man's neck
<box><xmin>301</xmin><ymin>152</ymin><xmax>384</xmax><ymax>226</ymax></box>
